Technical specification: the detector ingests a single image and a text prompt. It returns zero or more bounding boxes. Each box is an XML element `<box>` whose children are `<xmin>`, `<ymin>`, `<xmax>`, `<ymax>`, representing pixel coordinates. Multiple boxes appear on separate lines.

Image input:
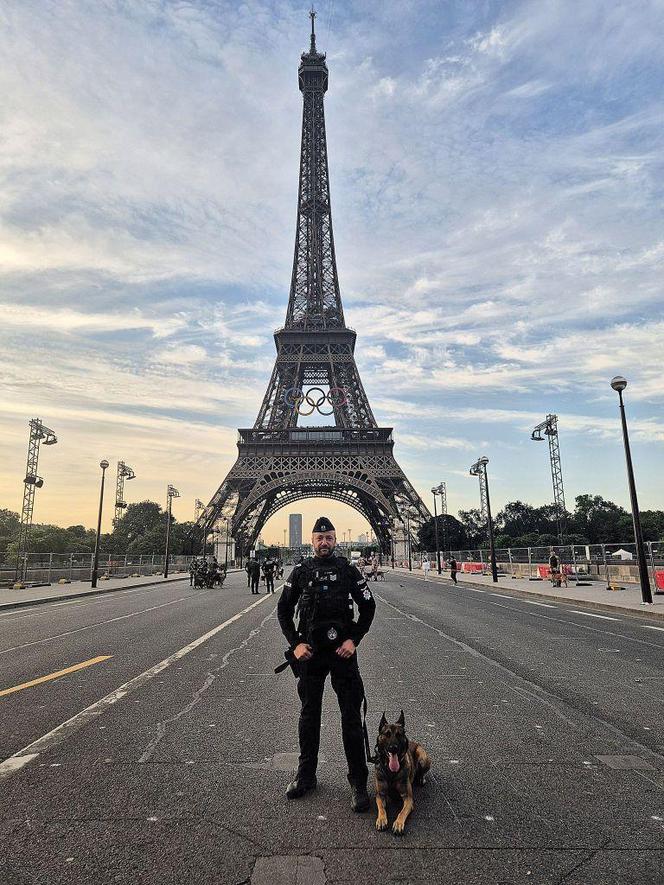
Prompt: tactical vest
<box><xmin>296</xmin><ymin>557</ymin><xmax>354</xmax><ymax>650</ymax></box>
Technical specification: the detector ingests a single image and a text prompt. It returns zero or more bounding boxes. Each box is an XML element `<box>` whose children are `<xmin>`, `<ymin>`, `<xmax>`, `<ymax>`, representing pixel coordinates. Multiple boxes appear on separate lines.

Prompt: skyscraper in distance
<box><xmin>289</xmin><ymin>513</ymin><xmax>303</xmax><ymax>548</ymax></box>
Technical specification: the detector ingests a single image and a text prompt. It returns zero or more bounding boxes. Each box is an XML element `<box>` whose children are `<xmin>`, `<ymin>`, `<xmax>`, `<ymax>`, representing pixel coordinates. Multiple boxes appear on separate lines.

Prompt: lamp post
<box><xmin>224</xmin><ymin>516</ymin><xmax>230</xmax><ymax>570</ymax></box>
<box><xmin>164</xmin><ymin>484</ymin><xmax>181</xmax><ymax>578</ymax></box>
<box><xmin>610</xmin><ymin>376</ymin><xmax>653</xmax><ymax>604</ymax></box>
<box><xmin>91</xmin><ymin>460</ymin><xmax>109</xmax><ymax>588</ymax></box>
<box><xmin>431</xmin><ymin>483</ymin><xmax>446</xmax><ymax>574</ymax></box>
<box><xmin>470</xmin><ymin>457</ymin><xmax>498</xmax><ymax>583</ymax></box>
<box><xmin>405</xmin><ymin>510</ymin><xmax>412</xmax><ymax>571</ymax></box>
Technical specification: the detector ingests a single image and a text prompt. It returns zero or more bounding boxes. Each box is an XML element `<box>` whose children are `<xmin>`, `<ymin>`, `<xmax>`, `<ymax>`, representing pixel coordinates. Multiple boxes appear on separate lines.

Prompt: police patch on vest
<box><xmin>327</xmin><ymin>626</ymin><xmax>338</xmax><ymax>642</ymax></box>
<box><xmin>363</xmin><ymin>588</ymin><xmax>372</xmax><ymax>601</ymax></box>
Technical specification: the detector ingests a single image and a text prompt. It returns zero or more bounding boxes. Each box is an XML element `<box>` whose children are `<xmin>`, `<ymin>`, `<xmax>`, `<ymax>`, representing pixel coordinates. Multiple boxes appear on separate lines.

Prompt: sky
<box><xmin>0</xmin><ymin>0</ymin><xmax>663</xmax><ymax>544</ymax></box>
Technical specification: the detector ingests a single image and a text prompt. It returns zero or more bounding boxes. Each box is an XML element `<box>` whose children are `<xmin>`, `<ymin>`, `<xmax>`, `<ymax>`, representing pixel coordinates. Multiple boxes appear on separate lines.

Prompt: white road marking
<box><xmin>0</xmin><ymin>593</ymin><xmax>201</xmax><ymax>656</ymax></box>
<box><xmin>643</xmin><ymin>625</ymin><xmax>664</xmax><ymax>633</ymax></box>
<box><xmin>522</xmin><ymin>601</ymin><xmax>557</xmax><ymax>608</ymax></box>
<box><xmin>569</xmin><ymin>610</ymin><xmax>620</xmax><ymax>622</ymax></box>
<box><xmin>491</xmin><ymin>593</ymin><xmax>513</xmax><ymax>599</ymax></box>
<box><xmin>469</xmin><ymin>589</ymin><xmax>486</xmax><ymax>593</ymax></box>
<box><xmin>0</xmin><ymin>594</ymin><xmax>273</xmax><ymax>781</ymax></box>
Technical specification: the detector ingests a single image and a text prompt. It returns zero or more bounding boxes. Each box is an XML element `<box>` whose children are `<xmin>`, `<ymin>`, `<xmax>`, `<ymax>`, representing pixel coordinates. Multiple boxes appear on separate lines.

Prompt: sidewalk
<box><xmin>0</xmin><ymin>571</ymin><xmax>191</xmax><ymax>611</ymax></box>
<box><xmin>393</xmin><ymin>566</ymin><xmax>664</xmax><ymax>620</ymax></box>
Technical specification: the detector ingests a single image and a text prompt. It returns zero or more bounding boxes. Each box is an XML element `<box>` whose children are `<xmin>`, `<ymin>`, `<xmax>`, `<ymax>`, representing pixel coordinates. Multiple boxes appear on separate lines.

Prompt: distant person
<box><xmin>189</xmin><ymin>557</ymin><xmax>197</xmax><ymax>587</ymax></box>
<box><xmin>262</xmin><ymin>557</ymin><xmax>276</xmax><ymax>594</ymax></box>
<box><xmin>449</xmin><ymin>557</ymin><xmax>458</xmax><ymax>585</ymax></box>
<box><xmin>371</xmin><ymin>555</ymin><xmax>379</xmax><ymax>582</ymax></box>
<box><xmin>248</xmin><ymin>559</ymin><xmax>261</xmax><ymax>595</ymax></box>
<box><xmin>245</xmin><ymin>561</ymin><xmax>252</xmax><ymax>588</ymax></box>
<box><xmin>548</xmin><ymin>549</ymin><xmax>561</xmax><ymax>586</ymax></box>
<box><xmin>422</xmin><ymin>558</ymin><xmax>431</xmax><ymax>580</ymax></box>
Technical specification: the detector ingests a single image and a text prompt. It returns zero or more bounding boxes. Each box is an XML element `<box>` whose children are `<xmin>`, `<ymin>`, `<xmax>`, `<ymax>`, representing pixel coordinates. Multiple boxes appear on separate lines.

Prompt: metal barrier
<box><xmin>1</xmin><ymin>552</ymin><xmax>194</xmax><ymax>587</ymax></box>
<box><xmin>412</xmin><ymin>542</ymin><xmax>663</xmax><ymax>587</ymax></box>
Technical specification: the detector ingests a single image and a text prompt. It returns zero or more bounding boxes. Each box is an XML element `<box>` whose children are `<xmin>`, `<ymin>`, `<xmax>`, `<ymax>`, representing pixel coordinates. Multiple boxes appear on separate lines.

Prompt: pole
<box><xmin>617</xmin><ymin>389</ymin><xmax>653</xmax><ymax>603</ymax></box>
<box><xmin>225</xmin><ymin>518</ymin><xmax>229</xmax><ymax>569</ymax></box>
<box><xmin>484</xmin><ymin>465</ymin><xmax>499</xmax><ymax>583</ymax></box>
<box><xmin>432</xmin><ymin>490</ymin><xmax>441</xmax><ymax>574</ymax></box>
<box><xmin>406</xmin><ymin>512</ymin><xmax>412</xmax><ymax>571</ymax></box>
<box><xmin>91</xmin><ymin>461</ymin><xmax>109</xmax><ymax>588</ymax></box>
<box><xmin>164</xmin><ymin>490</ymin><xmax>173</xmax><ymax>578</ymax></box>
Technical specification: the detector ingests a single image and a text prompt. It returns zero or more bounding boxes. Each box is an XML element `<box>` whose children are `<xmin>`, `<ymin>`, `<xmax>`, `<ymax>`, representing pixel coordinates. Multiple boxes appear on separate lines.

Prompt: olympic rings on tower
<box><xmin>282</xmin><ymin>387</ymin><xmax>347</xmax><ymax>416</ymax></box>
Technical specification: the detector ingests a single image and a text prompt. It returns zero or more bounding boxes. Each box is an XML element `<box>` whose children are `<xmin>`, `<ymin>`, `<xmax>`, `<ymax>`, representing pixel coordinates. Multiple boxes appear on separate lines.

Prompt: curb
<box><xmin>0</xmin><ymin>574</ymin><xmax>189</xmax><ymax>612</ymax></box>
<box><xmin>392</xmin><ymin>569</ymin><xmax>664</xmax><ymax>622</ymax></box>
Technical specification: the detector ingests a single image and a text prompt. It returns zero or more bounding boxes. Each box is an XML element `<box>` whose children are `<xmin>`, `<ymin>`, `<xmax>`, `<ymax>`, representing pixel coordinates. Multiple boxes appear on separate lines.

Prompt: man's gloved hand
<box><xmin>294</xmin><ymin>642</ymin><xmax>313</xmax><ymax>661</ymax></box>
<box><xmin>335</xmin><ymin>639</ymin><xmax>356</xmax><ymax>659</ymax></box>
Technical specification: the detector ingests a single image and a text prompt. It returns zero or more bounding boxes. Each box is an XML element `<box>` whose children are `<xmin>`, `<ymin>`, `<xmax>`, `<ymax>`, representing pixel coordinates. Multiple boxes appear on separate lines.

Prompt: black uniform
<box><xmin>248</xmin><ymin>560</ymin><xmax>261</xmax><ymax>594</ymax></box>
<box><xmin>277</xmin><ymin>554</ymin><xmax>376</xmax><ymax>787</ymax></box>
<box><xmin>262</xmin><ymin>558</ymin><xmax>276</xmax><ymax>594</ymax></box>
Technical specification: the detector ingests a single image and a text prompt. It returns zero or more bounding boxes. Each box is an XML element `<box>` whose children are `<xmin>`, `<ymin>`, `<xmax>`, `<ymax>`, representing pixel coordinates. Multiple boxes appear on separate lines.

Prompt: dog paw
<box><xmin>392</xmin><ymin>819</ymin><xmax>406</xmax><ymax>836</ymax></box>
<box><xmin>375</xmin><ymin>815</ymin><xmax>388</xmax><ymax>831</ymax></box>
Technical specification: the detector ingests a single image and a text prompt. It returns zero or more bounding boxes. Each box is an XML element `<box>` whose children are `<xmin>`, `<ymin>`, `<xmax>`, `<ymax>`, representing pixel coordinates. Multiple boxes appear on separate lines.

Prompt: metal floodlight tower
<box><xmin>15</xmin><ymin>418</ymin><xmax>58</xmax><ymax>582</ymax></box>
<box><xmin>469</xmin><ymin>456</ymin><xmax>498</xmax><ymax>583</ymax></box>
<box><xmin>114</xmin><ymin>461</ymin><xmax>136</xmax><ymax>525</ymax></box>
<box><xmin>194</xmin><ymin>498</ymin><xmax>205</xmax><ymax>522</ymax></box>
<box><xmin>164</xmin><ymin>484</ymin><xmax>181</xmax><ymax>578</ymax></box>
<box><xmin>531</xmin><ymin>413</ymin><xmax>566</xmax><ymax>543</ymax></box>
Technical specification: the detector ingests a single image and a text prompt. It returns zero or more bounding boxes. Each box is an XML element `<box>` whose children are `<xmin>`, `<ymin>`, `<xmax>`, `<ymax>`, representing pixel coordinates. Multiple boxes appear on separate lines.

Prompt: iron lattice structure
<box><xmin>470</xmin><ymin>460</ymin><xmax>489</xmax><ymax>528</ymax></box>
<box><xmin>16</xmin><ymin>418</ymin><xmax>57</xmax><ymax>578</ymax></box>
<box><xmin>114</xmin><ymin>461</ymin><xmax>136</xmax><ymax>525</ymax></box>
<box><xmin>531</xmin><ymin>414</ymin><xmax>566</xmax><ymax>543</ymax></box>
<box><xmin>188</xmin><ymin>15</ymin><xmax>430</xmax><ymax>554</ymax></box>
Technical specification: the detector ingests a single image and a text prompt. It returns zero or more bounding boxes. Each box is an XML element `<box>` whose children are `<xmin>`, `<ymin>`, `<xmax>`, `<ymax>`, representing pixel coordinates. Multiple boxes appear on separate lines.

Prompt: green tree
<box><xmin>0</xmin><ymin>509</ymin><xmax>20</xmax><ymax>555</ymax></box>
<box><xmin>417</xmin><ymin>515</ymin><xmax>467</xmax><ymax>553</ymax></box>
<box><xmin>571</xmin><ymin>494</ymin><xmax>631</xmax><ymax>544</ymax></box>
<box><xmin>457</xmin><ymin>508</ymin><xmax>485</xmax><ymax>547</ymax></box>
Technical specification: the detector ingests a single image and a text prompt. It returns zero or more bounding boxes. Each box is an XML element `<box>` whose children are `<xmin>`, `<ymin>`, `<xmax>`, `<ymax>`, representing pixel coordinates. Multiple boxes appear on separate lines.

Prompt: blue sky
<box><xmin>0</xmin><ymin>0</ymin><xmax>663</xmax><ymax>540</ymax></box>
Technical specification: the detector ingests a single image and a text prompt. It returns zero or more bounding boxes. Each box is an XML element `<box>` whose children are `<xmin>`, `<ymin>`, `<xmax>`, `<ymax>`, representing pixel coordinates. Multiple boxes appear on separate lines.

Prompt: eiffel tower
<box><xmin>190</xmin><ymin>12</ymin><xmax>430</xmax><ymax>555</ymax></box>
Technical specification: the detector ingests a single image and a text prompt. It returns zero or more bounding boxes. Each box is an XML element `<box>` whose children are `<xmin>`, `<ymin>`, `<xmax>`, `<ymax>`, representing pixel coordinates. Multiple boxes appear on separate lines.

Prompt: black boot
<box><xmin>286</xmin><ymin>774</ymin><xmax>317</xmax><ymax>800</ymax></box>
<box><xmin>349</xmin><ymin>781</ymin><xmax>370</xmax><ymax>813</ymax></box>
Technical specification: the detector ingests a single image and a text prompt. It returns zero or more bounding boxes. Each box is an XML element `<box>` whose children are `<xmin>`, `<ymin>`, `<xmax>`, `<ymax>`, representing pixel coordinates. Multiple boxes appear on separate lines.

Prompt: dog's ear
<box><xmin>378</xmin><ymin>712</ymin><xmax>387</xmax><ymax>732</ymax></box>
<box><xmin>397</xmin><ymin>709</ymin><xmax>405</xmax><ymax>728</ymax></box>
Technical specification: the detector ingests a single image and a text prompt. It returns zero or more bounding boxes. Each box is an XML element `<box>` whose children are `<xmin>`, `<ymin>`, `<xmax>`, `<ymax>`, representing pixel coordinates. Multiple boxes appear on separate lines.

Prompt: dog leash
<box><xmin>362</xmin><ymin>690</ymin><xmax>377</xmax><ymax>764</ymax></box>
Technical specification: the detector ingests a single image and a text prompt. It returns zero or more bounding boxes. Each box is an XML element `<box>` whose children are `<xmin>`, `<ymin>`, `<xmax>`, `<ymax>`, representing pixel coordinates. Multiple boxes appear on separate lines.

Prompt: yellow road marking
<box><xmin>0</xmin><ymin>656</ymin><xmax>112</xmax><ymax>698</ymax></box>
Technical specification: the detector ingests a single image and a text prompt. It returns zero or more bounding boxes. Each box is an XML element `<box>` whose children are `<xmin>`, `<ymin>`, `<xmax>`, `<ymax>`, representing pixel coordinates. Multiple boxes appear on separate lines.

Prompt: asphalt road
<box><xmin>1</xmin><ymin>569</ymin><xmax>663</xmax><ymax>884</ymax></box>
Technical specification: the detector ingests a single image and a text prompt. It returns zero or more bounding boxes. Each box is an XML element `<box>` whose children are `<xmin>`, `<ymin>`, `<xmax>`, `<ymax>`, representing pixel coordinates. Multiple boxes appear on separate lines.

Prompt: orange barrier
<box><xmin>655</xmin><ymin>570</ymin><xmax>664</xmax><ymax>590</ymax></box>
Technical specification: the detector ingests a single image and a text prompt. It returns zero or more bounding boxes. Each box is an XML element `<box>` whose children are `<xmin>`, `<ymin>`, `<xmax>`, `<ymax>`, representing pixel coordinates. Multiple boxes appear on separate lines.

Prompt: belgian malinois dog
<box><xmin>374</xmin><ymin>710</ymin><xmax>431</xmax><ymax>835</ymax></box>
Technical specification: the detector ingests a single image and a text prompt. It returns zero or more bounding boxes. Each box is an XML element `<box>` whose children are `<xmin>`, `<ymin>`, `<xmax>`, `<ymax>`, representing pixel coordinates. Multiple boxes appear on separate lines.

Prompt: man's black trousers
<box><xmin>295</xmin><ymin>650</ymin><xmax>368</xmax><ymax>787</ymax></box>
<box><xmin>265</xmin><ymin>575</ymin><xmax>274</xmax><ymax>593</ymax></box>
<box><xmin>250</xmin><ymin>575</ymin><xmax>260</xmax><ymax>594</ymax></box>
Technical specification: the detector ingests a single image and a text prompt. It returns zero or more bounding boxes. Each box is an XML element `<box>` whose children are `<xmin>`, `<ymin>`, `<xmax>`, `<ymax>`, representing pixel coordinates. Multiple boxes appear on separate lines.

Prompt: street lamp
<box><xmin>469</xmin><ymin>456</ymin><xmax>498</xmax><ymax>583</ymax></box>
<box><xmin>431</xmin><ymin>483</ymin><xmax>446</xmax><ymax>574</ymax></box>
<box><xmin>91</xmin><ymin>460</ymin><xmax>109</xmax><ymax>588</ymax></box>
<box><xmin>224</xmin><ymin>516</ymin><xmax>230</xmax><ymax>569</ymax></box>
<box><xmin>164</xmin><ymin>484</ymin><xmax>181</xmax><ymax>578</ymax></box>
<box><xmin>610</xmin><ymin>376</ymin><xmax>653</xmax><ymax>604</ymax></box>
<box><xmin>405</xmin><ymin>510</ymin><xmax>412</xmax><ymax>571</ymax></box>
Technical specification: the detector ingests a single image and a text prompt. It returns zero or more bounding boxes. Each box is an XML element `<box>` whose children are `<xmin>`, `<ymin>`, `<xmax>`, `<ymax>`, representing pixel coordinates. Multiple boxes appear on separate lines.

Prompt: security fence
<box><xmin>404</xmin><ymin>541</ymin><xmax>664</xmax><ymax>589</ymax></box>
<box><xmin>1</xmin><ymin>552</ymin><xmax>193</xmax><ymax>588</ymax></box>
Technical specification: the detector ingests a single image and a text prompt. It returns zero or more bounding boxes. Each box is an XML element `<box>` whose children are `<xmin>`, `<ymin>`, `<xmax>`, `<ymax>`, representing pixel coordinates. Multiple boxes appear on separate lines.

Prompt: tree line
<box><xmin>2</xmin><ymin>493</ymin><xmax>663</xmax><ymax>560</ymax></box>
<box><xmin>0</xmin><ymin>501</ymin><xmax>194</xmax><ymax>559</ymax></box>
<box><xmin>418</xmin><ymin>494</ymin><xmax>664</xmax><ymax>552</ymax></box>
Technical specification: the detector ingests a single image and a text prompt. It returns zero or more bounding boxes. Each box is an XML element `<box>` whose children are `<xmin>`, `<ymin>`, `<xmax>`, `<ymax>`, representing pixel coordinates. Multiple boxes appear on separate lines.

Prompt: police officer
<box><xmin>277</xmin><ymin>517</ymin><xmax>376</xmax><ymax>812</ymax></box>
<box><xmin>262</xmin><ymin>556</ymin><xmax>276</xmax><ymax>594</ymax></box>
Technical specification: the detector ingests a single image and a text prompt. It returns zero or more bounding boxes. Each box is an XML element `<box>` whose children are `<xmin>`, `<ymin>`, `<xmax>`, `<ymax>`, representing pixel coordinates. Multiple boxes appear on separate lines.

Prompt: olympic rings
<box><xmin>282</xmin><ymin>386</ymin><xmax>347</xmax><ymax>416</ymax></box>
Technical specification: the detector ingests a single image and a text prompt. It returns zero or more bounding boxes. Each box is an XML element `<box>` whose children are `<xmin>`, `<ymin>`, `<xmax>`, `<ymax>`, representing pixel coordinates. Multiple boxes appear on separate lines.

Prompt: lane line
<box><xmin>0</xmin><ymin>656</ymin><xmax>112</xmax><ymax>698</ymax></box>
<box><xmin>569</xmin><ymin>610</ymin><xmax>620</xmax><ymax>622</ymax></box>
<box><xmin>491</xmin><ymin>593</ymin><xmax>513</xmax><ymax>599</ymax></box>
<box><xmin>643</xmin><ymin>625</ymin><xmax>664</xmax><ymax>633</ymax></box>
<box><xmin>522</xmin><ymin>601</ymin><xmax>557</xmax><ymax>609</ymax></box>
<box><xmin>395</xmin><ymin>570</ymin><xmax>664</xmax><ymax>649</ymax></box>
<box><xmin>0</xmin><ymin>593</ymin><xmax>272</xmax><ymax>780</ymax></box>
<box><xmin>0</xmin><ymin>593</ymin><xmax>208</xmax><ymax>657</ymax></box>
